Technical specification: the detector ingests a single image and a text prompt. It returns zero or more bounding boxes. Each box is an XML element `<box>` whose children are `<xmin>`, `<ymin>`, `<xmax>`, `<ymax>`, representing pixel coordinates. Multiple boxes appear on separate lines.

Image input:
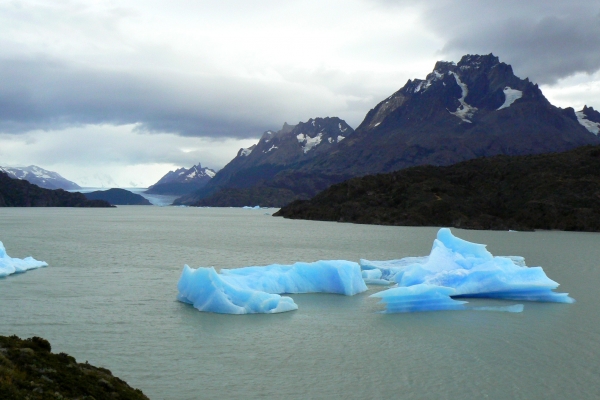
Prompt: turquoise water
<box><xmin>1</xmin><ymin>207</ymin><xmax>599</xmax><ymax>399</ymax></box>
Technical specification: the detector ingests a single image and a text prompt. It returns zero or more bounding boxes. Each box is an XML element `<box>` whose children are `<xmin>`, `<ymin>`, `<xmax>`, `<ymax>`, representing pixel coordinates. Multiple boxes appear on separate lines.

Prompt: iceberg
<box><xmin>0</xmin><ymin>241</ymin><xmax>48</xmax><ymax>278</ymax></box>
<box><xmin>366</xmin><ymin>228</ymin><xmax>574</xmax><ymax>313</ymax></box>
<box><xmin>177</xmin><ymin>260</ymin><xmax>367</xmax><ymax>314</ymax></box>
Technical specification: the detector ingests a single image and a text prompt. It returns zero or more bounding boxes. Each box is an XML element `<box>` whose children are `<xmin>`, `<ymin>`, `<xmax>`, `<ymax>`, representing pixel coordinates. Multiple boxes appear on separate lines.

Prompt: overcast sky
<box><xmin>1</xmin><ymin>0</ymin><xmax>599</xmax><ymax>187</ymax></box>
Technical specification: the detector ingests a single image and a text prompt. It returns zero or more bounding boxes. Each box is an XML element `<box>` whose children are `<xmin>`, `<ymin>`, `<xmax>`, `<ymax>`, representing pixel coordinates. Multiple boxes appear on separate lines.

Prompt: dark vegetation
<box><xmin>0</xmin><ymin>335</ymin><xmax>148</xmax><ymax>400</ymax></box>
<box><xmin>83</xmin><ymin>188</ymin><xmax>152</xmax><ymax>205</ymax></box>
<box><xmin>275</xmin><ymin>145</ymin><xmax>600</xmax><ymax>231</ymax></box>
<box><xmin>0</xmin><ymin>172</ymin><xmax>112</xmax><ymax>207</ymax></box>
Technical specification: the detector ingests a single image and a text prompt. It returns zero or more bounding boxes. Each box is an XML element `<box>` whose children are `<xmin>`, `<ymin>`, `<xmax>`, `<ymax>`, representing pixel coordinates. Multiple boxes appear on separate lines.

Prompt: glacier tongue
<box><xmin>0</xmin><ymin>241</ymin><xmax>48</xmax><ymax>278</ymax></box>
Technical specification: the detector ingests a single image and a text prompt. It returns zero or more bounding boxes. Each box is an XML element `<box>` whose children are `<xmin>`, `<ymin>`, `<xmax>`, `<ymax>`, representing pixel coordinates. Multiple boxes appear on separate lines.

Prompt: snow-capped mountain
<box><xmin>576</xmin><ymin>106</ymin><xmax>600</xmax><ymax>135</ymax></box>
<box><xmin>174</xmin><ymin>118</ymin><xmax>354</xmax><ymax>204</ymax></box>
<box><xmin>0</xmin><ymin>165</ymin><xmax>81</xmax><ymax>190</ymax></box>
<box><xmin>319</xmin><ymin>53</ymin><xmax>599</xmax><ymax>176</ymax></box>
<box><xmin>176</xmin><ymin>54</ymin><xmax>600</xmax><ymax>207</ymax></box>
<box><xmin>145</xmin><ymin>163</ymin><xmax>216</xmax><ymax>195</ymax></box>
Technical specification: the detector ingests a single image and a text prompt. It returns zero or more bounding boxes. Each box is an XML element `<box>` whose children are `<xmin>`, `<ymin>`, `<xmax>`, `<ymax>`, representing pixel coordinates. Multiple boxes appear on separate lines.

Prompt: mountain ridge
<box><xmin>176</xmin><ymin>53</ymin><xmax>600</xmax><ymax>207</ymax></box>
<box><xmin>0</xmin><ymin>165</ymin><xmax>81</xmax><ymax>190</ymax></box>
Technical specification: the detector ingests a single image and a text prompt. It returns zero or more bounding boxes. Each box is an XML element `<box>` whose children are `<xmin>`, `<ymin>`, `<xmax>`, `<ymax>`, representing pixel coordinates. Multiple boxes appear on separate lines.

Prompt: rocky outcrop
<box><xmin>0</xmin><ymin>335</ymin><xmax>148</xmax><ymax>399</ymax></box>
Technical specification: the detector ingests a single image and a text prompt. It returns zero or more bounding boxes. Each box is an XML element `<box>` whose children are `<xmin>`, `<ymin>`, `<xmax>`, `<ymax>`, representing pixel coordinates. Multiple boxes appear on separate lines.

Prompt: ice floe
<box><xmin>177</xmin><ymin>260</ymin><xmax>367</xmax><ymax>314</ymax></box>
<box><xmin>0</xmin><ymin>241</ymin><xmax>48</xmax><ymax>278</ymax></box>
<box><xmin>176</xmin><ymin>228</ymin><xmax>573</xmax><ymax>315</ymax></box>
<box><xmin>365</xmin><ymin>228</ymin><xmax>574</xmax><ymax>313</ymax></box>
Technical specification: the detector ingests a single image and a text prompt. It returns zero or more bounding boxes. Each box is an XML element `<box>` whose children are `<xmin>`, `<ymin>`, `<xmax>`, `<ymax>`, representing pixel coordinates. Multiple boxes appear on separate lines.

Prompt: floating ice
<box><xmin>366</xmin><ymin>228</ymin><xmax>574</xmax><ymax>313</ymax></box>
<box><xmin>177</xmin><ymin>266</ymin><xmax>297</xmax><ymax>314</ymax></box>
<box><xmin>371</xmin><ymin>284</ymin><xmax>468</xmax><ymax>313</ymax></box>
<box><xmin>178</xmin><ymin>260</ymin><xmax>367</xmax><ymax>314</ymax></box>
<box><xmin>0</xmin><ymin>241</ymin><xmax>48</xmax><ymax>278</ymax></box>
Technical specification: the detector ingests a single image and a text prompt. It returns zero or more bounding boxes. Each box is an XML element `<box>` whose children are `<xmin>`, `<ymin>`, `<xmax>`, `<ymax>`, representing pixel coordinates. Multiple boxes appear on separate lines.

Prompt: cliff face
<box><xmin>274</xmin><ymin>145</ymin><xmax>600</xmax><ymax>232</ymax></box>
<box><xmin>0</xmin><ymin>172</ymin><xmax>112</xmax><ymax>207</ymax></box>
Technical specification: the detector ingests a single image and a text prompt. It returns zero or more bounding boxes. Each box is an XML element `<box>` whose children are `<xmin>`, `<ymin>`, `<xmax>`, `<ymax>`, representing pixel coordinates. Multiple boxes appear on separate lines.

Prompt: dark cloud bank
<box><xmin>2</xmin><ymin>0</ymin><xmax>600</xmax><ymax>139</ymax></box>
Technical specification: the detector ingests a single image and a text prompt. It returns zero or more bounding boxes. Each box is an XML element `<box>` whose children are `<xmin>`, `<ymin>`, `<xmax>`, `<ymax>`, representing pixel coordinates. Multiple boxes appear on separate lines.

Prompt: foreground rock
<box><xmin>0</xmin><ymin>335</ymin><xmax>148</xmax><ymax>399</ymax></box>
<box><xmin>275</xmin><ymin>145</ymin><xmax>600</xmax><ymax>231</ymax></box>
<box><xmin>84</xmin><ymin>188</ymin><xmax>152</xmax><ymax>205</ymax></box>
<box><xmin>0</xmin><ymin>172</ymin><xmax>112</xmax><ymax>207</ymax></box>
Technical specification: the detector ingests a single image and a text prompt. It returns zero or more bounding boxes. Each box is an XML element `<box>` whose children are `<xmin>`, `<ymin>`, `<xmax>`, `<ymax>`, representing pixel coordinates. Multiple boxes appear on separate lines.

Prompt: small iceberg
<box><xmin>0</xmin><ymin>241</ymin><xmax>48</xmax><ymax>278</ymax></box>
<box><xmin>177</xmin><ymin>260</ymin><xmax>367</xmax><ymax>314</ymax></box>
<box><xmin>366</xmin><ymin>228</ymin><xmax>574</xmax><ymax>313</ymax></box>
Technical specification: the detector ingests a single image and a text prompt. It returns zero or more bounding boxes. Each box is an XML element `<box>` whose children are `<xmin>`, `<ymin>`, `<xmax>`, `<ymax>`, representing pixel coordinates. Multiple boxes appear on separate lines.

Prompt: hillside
<box><xmin>0</xmin><ymin>335</ymin><xmax>148</xmax><ymax>400</ymax></box>
<box><xmin>84</xmin><ymin>188</ymin><xmax>152</xmax><ymax>205</ymax></box>
<box><xmin>0</xmin><ymin>172</ymin><xmax>112</xmax><ymax>207</ymax></box>
<box><xmin>274</xmin><ymin>145</ymin><xmax>600</xmax><ymax>231</ymax></box>
<box><xmin>0</xmin><ymin>165</ymin><xmax>81</xmax><ymax>190</ymax></box>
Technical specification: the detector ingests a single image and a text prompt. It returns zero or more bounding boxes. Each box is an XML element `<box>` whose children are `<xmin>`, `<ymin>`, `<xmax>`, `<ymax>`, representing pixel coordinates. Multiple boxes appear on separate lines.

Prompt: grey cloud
<box><xmin>0</xmin><ymin>56</ymin><xmax>355</xmax><ymax>138</ymax></box>
<box><xmin>372</xmin><ymin>0</ymin><xmax>600</xmax><ymax>84</ymax></box>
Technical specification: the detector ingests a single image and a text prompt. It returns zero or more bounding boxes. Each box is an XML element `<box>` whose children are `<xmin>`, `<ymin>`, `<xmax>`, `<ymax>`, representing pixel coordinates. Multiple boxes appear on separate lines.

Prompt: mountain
<box><xmin>0</xmin><ymin>171</ymin><xmax>111</xmax><ymax>207</ymax></box>
<box><xmin>576</xmin><ymin>105</ymin><xmax>600</xmax><ymax>135</ymax></box>
<box><xmin>298</xmin><ymin>54</ymin><xmax>599</xmax><ymax>177</ymax></box>
<box><xmin>84</xmin><ymin>188</ymin><xmax>152</xmax><ymax>205</ymax></box>
<box><xmin>274</xmin><ymin>145</ymin><xmax>600</xmax><ymax>232</ymax></box>
<box><xmin>174</xmin><ymin>117</ymin><xmax>355</xmax><ymax>205</ymax></box>
<box><xmin>145</xmin><ymin>163</ymin><xmax>216</xmax><ymax>195</ymax></box>
<box><xmin>0</xmin><ymin>165</ymin><xmax>81</xmax><ymax>190</ymax></box>
<box><xmin>177</xmin><ymin>53</ymin><xmax>600</xmax><ymax>207</ymax></box>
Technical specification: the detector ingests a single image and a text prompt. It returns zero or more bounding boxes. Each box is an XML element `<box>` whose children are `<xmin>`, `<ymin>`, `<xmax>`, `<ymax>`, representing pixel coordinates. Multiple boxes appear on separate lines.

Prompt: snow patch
<box><xmin>240</xmin><ymin>147</ymin><xmax>253</xmax><ymax>157</ymax></box>
<box><xmin>339</xmin><ymin>123</ymin><xmax>347</xmax><ymax>132</ymax></box>
<box><xmin>576</xmin><ymin>111</ymin><xmax>600</xmax><ymax>135</ymax></box>
<box><xmin>497</xmin><ymin>87</ymin><xmax>523</xmax><ymax>110</ymax></box>
<box><xmin>297</xmin><ymin>133</ymin><xmax>323</xmax><ymax>153</ymax></box>
<box><xmin>205</xmin><ymin>169</ymin><xmax>216</xmax><ymax>178</ymax></box>
<box><xmin>448</xmin><ymin>72</ymin><xmax>477</xmax><ymax>123</ymax></box>
<box><xmin>337</xmin><ymin>135</ymin><xmax>345</xmax><ymax>142</ymax></box>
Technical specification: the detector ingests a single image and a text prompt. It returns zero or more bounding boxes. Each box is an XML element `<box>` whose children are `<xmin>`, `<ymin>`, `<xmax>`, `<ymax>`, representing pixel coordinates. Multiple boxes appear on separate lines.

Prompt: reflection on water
<box><xmin>0</xmin><ymin>207</ymin><xmax>599</xmax><ymax>399</ymax></box>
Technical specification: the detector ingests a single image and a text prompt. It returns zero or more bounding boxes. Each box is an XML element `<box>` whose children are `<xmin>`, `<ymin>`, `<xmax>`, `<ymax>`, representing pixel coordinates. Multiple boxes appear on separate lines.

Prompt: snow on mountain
<box><xmin>576</xmin><ymin>106</ymin><xmax>600</xmax><ymax>135</ymax></box>
<box><xmin>145</xmin><ymin>162</ymin><xmax>216</xmax><ymax>195</ymax></box>
<box><xmin>0</xmin><ymin>165</ymin><xmax>81</xmax><ymax>190</ymax></box>
<box><xmin>497</xmin><ymin>87</ymin><xmax>523</xmax><ymax>110</ymax></box>
<box><xmin>448</xmin><ymin>72</ymin><xmax>477</xmax><ymax>123</ymax></box>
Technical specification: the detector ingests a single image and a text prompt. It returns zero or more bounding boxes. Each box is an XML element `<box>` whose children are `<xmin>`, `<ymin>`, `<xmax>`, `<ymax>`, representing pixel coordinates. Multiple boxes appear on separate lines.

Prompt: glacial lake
<box><xmin>1</xmin><ymin>207</ymin><xmax>599</xmax><ymax>399</ymax></box>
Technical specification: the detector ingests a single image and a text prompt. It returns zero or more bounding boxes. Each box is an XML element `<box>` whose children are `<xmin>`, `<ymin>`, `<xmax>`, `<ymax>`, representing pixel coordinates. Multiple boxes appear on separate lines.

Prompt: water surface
<box><xmin>1</xmin><ymin>207</ymin><xmax>599</xmax><ymax>399</ymax></box>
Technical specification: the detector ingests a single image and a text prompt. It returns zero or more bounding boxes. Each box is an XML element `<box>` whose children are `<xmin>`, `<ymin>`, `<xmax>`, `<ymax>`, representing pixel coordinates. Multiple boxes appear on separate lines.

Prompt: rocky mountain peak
<box><xmin>576</xmin><ymin>105</ymin><xmax>600</xmax><ymax>135</ymax></box>
<box><xmin>358</xmin><ymin>53</ymin><xmax>550</xmax><ymax>130</ymax></box>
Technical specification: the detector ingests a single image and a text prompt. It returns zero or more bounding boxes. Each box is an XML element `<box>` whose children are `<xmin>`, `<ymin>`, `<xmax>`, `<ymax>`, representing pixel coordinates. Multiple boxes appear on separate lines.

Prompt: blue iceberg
<box><xmin>366</xmin><ymin>228</ymin><xmax>574</xmax><ymax>313</ymax></box>
<box><xmin>0</xmin><ymin>241</ymin><xmax>48</xmax><ymax>278</ymax></box>
<box><xmin>177</xmin><ymin>260</ymin><xmax>367</xmax><ymax>314</ymax></box>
